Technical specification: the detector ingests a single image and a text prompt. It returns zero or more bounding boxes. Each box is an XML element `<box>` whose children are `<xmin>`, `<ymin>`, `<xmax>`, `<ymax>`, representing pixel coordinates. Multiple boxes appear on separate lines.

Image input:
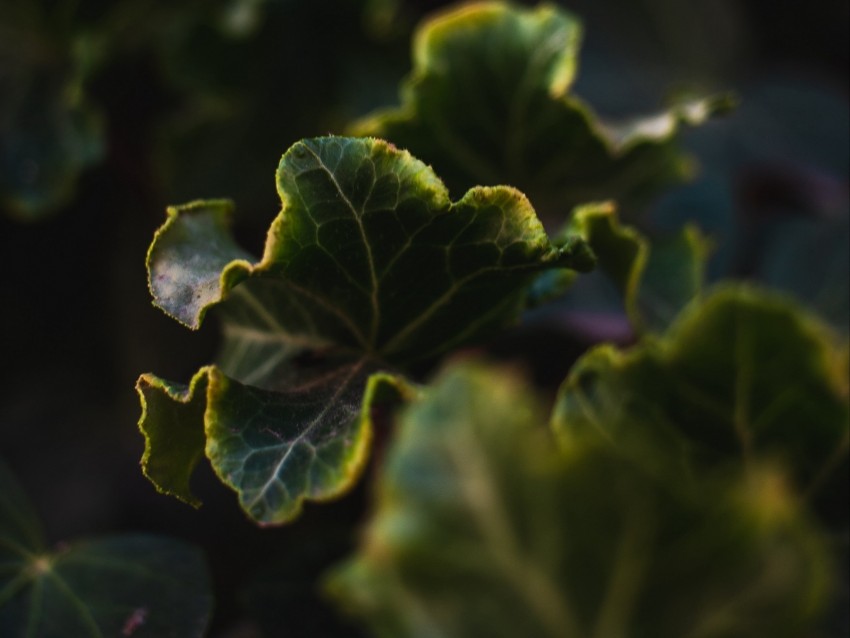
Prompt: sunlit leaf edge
<box><xmin>350</xmin><ymin>2</ymin><xmax>734</xmax><ymax>181</ymax></box>
<box><xmin>137</xmin><ymin>365</ymin><xmax>419</xmax><ymax>524</ymax></box>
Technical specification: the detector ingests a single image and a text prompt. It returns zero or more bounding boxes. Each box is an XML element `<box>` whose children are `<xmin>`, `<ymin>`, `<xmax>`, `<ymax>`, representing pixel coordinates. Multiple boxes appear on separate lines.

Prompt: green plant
<box><xmin>136</xmin><ymin>2</ymin><xmax>848</xmax><ymax>635</ymax></box>
<box><xmin>1</xmin><ymin>1</ymin><xmax>847</xmax><ymax>636</ymax></box>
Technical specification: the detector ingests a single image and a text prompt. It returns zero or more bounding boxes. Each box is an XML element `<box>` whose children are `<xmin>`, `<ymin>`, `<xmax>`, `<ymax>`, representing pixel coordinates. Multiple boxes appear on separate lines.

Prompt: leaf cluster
<box><xmin>1</xmin><ymin>1</ymin><xmax>846</xmax><ymax>636</ymax></box>
<box><xmin>131</xmin><ymin>3</ymin><xmax>848</xmax><ymax>636</ymax></box>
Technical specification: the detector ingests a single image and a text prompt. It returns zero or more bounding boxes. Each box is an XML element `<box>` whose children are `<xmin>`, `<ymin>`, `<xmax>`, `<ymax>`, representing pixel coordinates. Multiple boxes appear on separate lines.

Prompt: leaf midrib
<box><xmin>445</xmin><ymin>424</ymin><xmax>582</xmax><ymax>637</ymax></box>
<box><xmin>244</xmin><ymin>358</ymin><xmax>367</xmax><ymax>511</ymax></box>
<box><xmin>302</xmin><ymin>142</ymin><xmax>381</xmax><ymax>348</ymax></box>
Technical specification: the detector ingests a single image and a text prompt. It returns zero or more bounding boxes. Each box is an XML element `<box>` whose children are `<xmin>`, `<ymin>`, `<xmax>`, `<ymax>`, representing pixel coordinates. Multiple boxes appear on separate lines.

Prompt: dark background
<box><xmin>1</xmin><ymin>1</ymin><xmax>847</xmax><ymax>635</ymax></box>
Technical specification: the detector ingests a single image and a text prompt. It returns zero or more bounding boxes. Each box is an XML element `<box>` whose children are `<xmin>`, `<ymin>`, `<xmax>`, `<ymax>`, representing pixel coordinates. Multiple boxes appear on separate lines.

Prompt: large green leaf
<box><xmin>568</xmin><ymin>202</ymin><xmax>711</xmax><ymax>333</ymax></box>
<box><xmin>350</xmin><ymin>1</ymin><xmax>731</xmax><ymax>215</ymax></box>
<box><xmin>0</xmin><ymin>461</ymin><xmax>212</xmax><ymax>637</ymax></box>
<box><xmin>327</xmin><ymin>363</ymin><xmax>830</xmax><ymax>637</ymax></box>
<box><xmin>553</xmin><ymin>285</ymin><xmax>850</xmax><ymax>525</ymax></box>
<box><xmin>139</xmin><ymin>135</ymin><xmax>593</xmax><ymax>524</ymax></box>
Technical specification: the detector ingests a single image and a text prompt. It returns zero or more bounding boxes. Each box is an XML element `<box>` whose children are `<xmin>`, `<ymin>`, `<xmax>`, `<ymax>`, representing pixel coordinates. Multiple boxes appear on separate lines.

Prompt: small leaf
<box><xmin>351</xmin><ymin>1</ymin><xmax>731</xmax><ymax>214</ymax></box>
<box><xmin>327</xmin><ymin>363</ymin><xmax>830</xmax><ymax>637</ymax></box>
<box><xmin>0</xmin><ymin>461</ymin><xmax>212</xmax><ymax>638</ymax></box>
<box><xmin>139</xmin><ymin>136</ymin><xmax>591</xmax><ymax>524</ymax></box>
<box><xmin>569</xmin><ymin>202</ymin><xmax>710</xmax><ymax>332</ymax></box>
<box><xmin>553</xmin><ymin>285</ymin><xmax>850</xmax><ymax>522</ymax></box>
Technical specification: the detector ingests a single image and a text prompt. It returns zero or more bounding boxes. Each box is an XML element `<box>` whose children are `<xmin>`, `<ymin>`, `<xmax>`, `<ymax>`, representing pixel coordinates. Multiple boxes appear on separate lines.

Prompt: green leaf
<box><xmin>139</xmin><ymin>135</ymin><xmax>592</xmax><ymax>524</ymax></box>
<box><xmin>350</xmin><ymin>1</ymin><xmax>731</xmax><ymax>215</ymax></box>
<box><xmin>0</xmin><ymin>461</ymin><xmax>212</xmax><ymax>638</ymax></box>
<box><xmin>568</xmin><ymin>202</ymin><xmax>710</xmax><ymax>332</ymax></box>
<box><xmin>327</xmin><ymin>363</ymin><xmax>830</xmax><ymax>637</ymax></box>
<box><xmin>552</xmin><ymin>285</ymin><xmax>850</xmax><ymax>522</ymax></box>
<box><xmin>138</xmin><ymin>361</ymin><xmax>408</xmax><ymax>524</ymax></box>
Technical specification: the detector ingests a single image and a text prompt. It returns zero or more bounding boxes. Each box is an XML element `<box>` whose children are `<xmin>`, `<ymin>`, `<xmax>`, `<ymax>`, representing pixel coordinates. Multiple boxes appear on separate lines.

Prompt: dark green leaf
<box><xmin>328</xmin><ymin>363</ymin><xmax>830</xmax><ymax>637</ymax></box>
<box><xmin>350</xmin><ymin>2</ymin><xmax>731</xmax><ymax>215</ymax></box>
<box><xmin>138</xmin><ymin>361</ymin><xmax>410</xmax><ymax>525</ymax></box>
<box><xmin>0</xmin><ymin>461</ymin><xmax>212</xmax><ymax>638</ymax></box>
<box><xmin>552</xmin><ymin>285</ymin><xmax>850</xmax><ymax>520</ymax></box>
<box><xmin>140</xmin><ymin>136</ymin><xmax>592</xmax><ymax>524</ymax></box>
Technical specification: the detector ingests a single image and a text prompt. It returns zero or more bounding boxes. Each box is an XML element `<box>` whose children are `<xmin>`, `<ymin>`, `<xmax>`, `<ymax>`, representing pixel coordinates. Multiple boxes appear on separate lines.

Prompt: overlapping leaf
<box><xmin>139</xmin><ymin>135</ymin><xmax>593</xmax><ymax>525</ymax></box>
<box><xmin>350</xmin><ymin>1</ymin><xmax>731</xmax><ymax>215</ymax></box>
<box><xmin>568</xmin><ymin>202</ymin><xmax>711</xmax><ymax>333</ymax></box>
<box><xmin>0</xmin><ymin>460</ymin><xmax>212</xmax><ymax>638</ymax></box>
<box><xmin>327</xmin><ymin>363</ymin><xmax>830</xmax><ymax>637</ymax></box>
<box><xmin>553</xmin><ymin>285</ymin><xmax>850</xmax><ymax>525</ymax></box>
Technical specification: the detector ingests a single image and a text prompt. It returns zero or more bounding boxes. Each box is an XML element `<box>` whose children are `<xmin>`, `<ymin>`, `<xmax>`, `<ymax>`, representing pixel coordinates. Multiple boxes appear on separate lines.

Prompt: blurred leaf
<box><xmin>0</xmin><ymin>9</ymin><xmax>104</xmax><ymax>220</ymax></box>
<box><xmin>567</xmin><ymin>202</ymin><xmax>711</xmax><ymax>332</ymax></box>
<box><xmin>0</xmin><ymin>460</ymin><xmax>212</xmax><ymax>638</ymax></box>
<box><xmin>151</xmin><ymin>0</ymin><xmax>409</xmax><ymax>216</ymax></box>
<box><xmin>553</xmin><ymin>285</ymin><xmax>850</xmax><ymax>526</ymax></box>
<box><xmin>328</xmin><ymin>363</ymin><xmax>830</xmax><ymax>637</ymax></box>
<box><xmin>138</xmin><ymin>136</ymin><xmax>593</xmax><ymax>525</ymax></box>
<box><xmin>351</xmin><ymin>1</ymin><xmax>730</xmax><ymax>216</ymax></box>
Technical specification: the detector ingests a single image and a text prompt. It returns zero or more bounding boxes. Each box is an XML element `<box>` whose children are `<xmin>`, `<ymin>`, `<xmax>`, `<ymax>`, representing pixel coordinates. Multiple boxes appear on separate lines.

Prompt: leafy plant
<box><xmin>137</xmin><ymin>135</ymin><xmax>594</xmax><ymax>525</ymax></box>
<box><xmin>1</xmin><ymin>0</ymin><xmax>847</xmax><ymax>635</ymax></box>
<box><xmin>328</xmin><ymin>355</ymin><xmax>832</xmax><ymax>638</ymax></box>
<box><xmin>128</xmin><ymin>3</ymin><xmax>847</xmax><ymax>635</ymax></box>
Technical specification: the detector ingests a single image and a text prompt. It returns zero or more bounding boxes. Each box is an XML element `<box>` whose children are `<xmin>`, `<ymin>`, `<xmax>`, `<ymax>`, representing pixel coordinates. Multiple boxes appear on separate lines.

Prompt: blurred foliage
<box><xmin>351</xmin><ymin>2</ymin><xmax>731</xmax><ymax>219</ymax></box>
<box><xmin>330</xmin><ymin>361</ymin><xmax>833</xmax><ymax>638</ymax></box>
<box><xmin>0</xmin><ymin>0</ymin><xmax>847</xmax><ymax>635</ymax></box>
<box><xmin>0</xmin><ymin>1</ymin><xmax>104</xmax><ymax>219</ymax></box>
<box><xmin>553</xmin><ymin>286</ymin><xmax>849</xmax><ymax>528</ymax></box>
<box><xmin>0</xmin><ymin>0</ymin><xmax>416</xmax><ymax>222</ymax></box>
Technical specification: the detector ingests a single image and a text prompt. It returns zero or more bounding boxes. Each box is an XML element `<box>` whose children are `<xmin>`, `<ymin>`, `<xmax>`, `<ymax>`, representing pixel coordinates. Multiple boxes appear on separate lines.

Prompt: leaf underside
<box><xmin>139</xmin><ymin>135</ymin><xmax>592</xmax><ymax>524</ymax></box>
<box><xmin>351</xmin><ymin>1</ymin><xmax>731</xmax><ymax>215</ymax></box>
<box><xmin>327</xmin><ymin>363</ymin><xmax>829</xmax><ymax>638</ymax></box>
